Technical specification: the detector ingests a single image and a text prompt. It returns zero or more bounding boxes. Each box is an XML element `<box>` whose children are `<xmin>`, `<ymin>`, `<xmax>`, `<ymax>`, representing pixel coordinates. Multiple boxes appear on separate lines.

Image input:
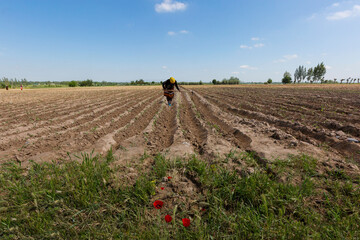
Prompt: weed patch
<box><xmin>0</xmin><ymin>152</ymin><xmax>359</xmax><ymax>239</ymax></box>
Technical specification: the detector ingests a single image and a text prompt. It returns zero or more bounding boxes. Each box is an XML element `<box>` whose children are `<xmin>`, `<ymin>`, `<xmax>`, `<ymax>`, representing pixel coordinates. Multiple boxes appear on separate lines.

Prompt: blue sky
<box><xmin>0</xmin><ymin>0</ymin><xmax>359</xmax><ymax>82</ymax></box>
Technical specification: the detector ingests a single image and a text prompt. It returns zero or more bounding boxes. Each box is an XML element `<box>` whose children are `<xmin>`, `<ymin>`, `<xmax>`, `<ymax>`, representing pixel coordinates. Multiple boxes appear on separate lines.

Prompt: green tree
<box><xmin>219</xmin><ymin>76</ymin><xmax>240</xmax><ymax>85</ymax></box>
<box><xmin>294</xmin><ymin>68</ymin><xmax>299</xmax><ymax>84</ymax></box>
<box><xmin>212</xmin><ymin>79</ymin><xmax>217</xmax><ymax>85</ymax></box>
<box><xmin>136</xmin><ymin>79</ymin><xmax>145</xmax><ymax>85</ymax></box>
<box><xmin>299</xmin><ymin>66</ymin><xmax>307</xmax><ymax>83</ymax></box>
<box><xmin>282</xmin><ymin>71</ymin><xmax>292</xmax><ymax>84</ymax></box>
<box><xmin>21</xmin><ymin>78</ymin><xmax>28</xmax><ymax>86</ymax></box>
<box><xmin>228</xmin><ymin>76</ymin><xmax>240</xmax><ymax>84</ymax></box>
<box><xmin>313</xmin><ymin>62</ymin><xmax>326</xmax><ymax>83</ymax></box>
<box><xmin>294</xmin><ymin>66</ymin><xmax>307</xmax><ymax>84</ymax></box>
<box><xmin>267</xmin><ymin>78</ymin><xmax>272</xmax><ymax>84</ymax></box>
<box><xmin>2</xmin><ymin>77</ymin><xmax>10</xmax><ymax>87</ymax></box>
<box><xmin>68</xmin><ymin>81</ymin><xmax>77</xmax><ymax>87</ymax></box>
<box><xmin>307</xmin><ymin>68</ymin><xmax>314</xmax><ymax>83</ymax></box>
<box><xmin>79</xmin><ymin>79</ymin><xmax>93</xmax><ymax>87</ymax></box>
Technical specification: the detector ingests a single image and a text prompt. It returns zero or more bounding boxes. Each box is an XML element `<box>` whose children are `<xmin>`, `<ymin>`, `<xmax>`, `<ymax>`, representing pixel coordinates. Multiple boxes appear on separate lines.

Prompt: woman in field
<box><xmin>162</xmin><ymin>77</ymin><xmax>180</xmax><ymax>106</ymax></box>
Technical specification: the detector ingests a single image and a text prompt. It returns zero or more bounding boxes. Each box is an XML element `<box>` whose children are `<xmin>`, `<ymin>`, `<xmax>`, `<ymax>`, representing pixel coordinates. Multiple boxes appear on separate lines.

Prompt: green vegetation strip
<box><xmin>1</xmin><ymin>150</ymin><xmax>359</xmax><ymax>239</ymax></box>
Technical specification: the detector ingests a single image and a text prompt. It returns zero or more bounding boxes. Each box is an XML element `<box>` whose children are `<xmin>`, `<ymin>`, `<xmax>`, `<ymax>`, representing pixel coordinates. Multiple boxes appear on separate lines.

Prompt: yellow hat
<box><xmin>170</xmin><ymin>77</ymin><xmax>175</xmax><ymax>84</ymax></box>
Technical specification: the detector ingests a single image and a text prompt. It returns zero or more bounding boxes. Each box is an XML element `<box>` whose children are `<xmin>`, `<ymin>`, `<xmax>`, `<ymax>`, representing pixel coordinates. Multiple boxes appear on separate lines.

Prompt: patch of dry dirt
<box><xmin>1</xmin><ymin>85</ymin><xmax>359</xmax><ymax>171</ymax></box>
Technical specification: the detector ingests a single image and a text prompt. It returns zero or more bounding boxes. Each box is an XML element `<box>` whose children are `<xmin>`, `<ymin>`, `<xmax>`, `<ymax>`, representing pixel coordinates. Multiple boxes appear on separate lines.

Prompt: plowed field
<box><xmin>1</xmin><ymin>85</ymin><xmax>360</xmax><ymax>166</ymax></box>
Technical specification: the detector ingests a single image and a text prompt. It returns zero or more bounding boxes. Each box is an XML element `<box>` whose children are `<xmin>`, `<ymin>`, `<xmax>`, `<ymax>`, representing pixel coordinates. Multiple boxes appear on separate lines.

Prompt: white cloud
<box><xmin>168</xmin><ymin>30</ymin><xmax>189</xmax><ymax>36</ymax></box>
<box><xmin>251</xmin><ymin>37</ymin><xmax>260</xmax><ymax>41</ymax></box>
<box><xmin>307</xmin><ymin>13</ymin><xmax>317</xmax><ymax>21</ymax></box>
<box><xmin>326</xmin><ymin>65</ymin><xmax>332</xmax><ymax>70</ymax></box>
<box><xmin>327</xmin><ymin>5</ymin><xmax>360</xmax><ymax>20</ymax></box>
<box><xmin>332</xmin><ymin>3</ymin><xmax>340</xmax><ymax>7</ymax></box>
<box><xmin>240</xmin><ymin>65</ymin><xmax>257</xmax><ymax>70</ymax></box>
<box><xmin>231</xmin><ymin>71</ymin><xmax>240</xmax><ymax>74</ymax></box>
<box><xmin>284</xmin><ymin>54</ymin><xmax>298</xmax><ymax>60</ymax></box>
<box><xmin>306</xmin><ymin>61</ymin><xmax>311</xmax><ymax>65</ymax></box>
<box><xmin>241</xmin><ymin>42</ymin><xmax>265</xmax><ymax>49</ymax></box>
<box><xmin>240</xmin><ymin>45</ymin><xmax>252</xmax><ymax>49</ymax></box>
<box><xmin>155</xmin><ymin>0</ymin><xmax>187</xmax><ymax>13</ymax></box>
<box><xmin>240</xmin><ymin>65</ymin><xmax>250</xmax><ymax>69</ymax></box>
<box><xmin>162</xmin><ymin>66</ymin><xmax>168</xmax><ymax>69</ymax></box>
<box><xmin>274</xmin><ymin>54</ymin><xmax>298</xmax><ymax>63</ymax></box>
<box><xmin>274</xmin><ymin>59</ymin><xmax>286</xmax><ymax>63</ymax></box>
<box><xmin>254</xmin><ymin>43</ymin><xmax>264</xmax><ymax>48</ymax></box>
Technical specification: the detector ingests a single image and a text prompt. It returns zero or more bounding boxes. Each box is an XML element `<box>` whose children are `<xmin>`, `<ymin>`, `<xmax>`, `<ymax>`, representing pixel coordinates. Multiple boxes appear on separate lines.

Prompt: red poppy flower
<box><xmin>165</xmin><ymin>214</ymin><xmax>172</xmax><ymax>223</ymax></box>
<box><xmin>161</xmin><ymin>187</ymin><xmax>164</xmax><ymax>190</ymax></box>
<box><xmin>201</xmin><ymin>208</ymin><xmax>206</xmax><ymax>212</ymax></box>
<box><xmin>182</xmin><ymin>218</ymin><xmax>191</xmax><ymax>227</ymax></box>
<box><xmin>153</xmin><ymin>200</ymin><xmax>164</xmax><ymax>209</ymax></box>
<box><xmin>167</xmin><ymin>176</ymin><xmax>172</xmax><ymax>180</ymax></box>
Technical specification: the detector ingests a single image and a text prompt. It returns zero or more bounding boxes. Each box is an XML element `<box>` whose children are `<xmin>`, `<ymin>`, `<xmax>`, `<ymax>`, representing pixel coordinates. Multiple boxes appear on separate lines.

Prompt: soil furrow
<box><xmin>199</xmin><ymin>90</ymin><xmax>360</xmax><ymax>162</ymax></box>
<box><xmin>0</xmin><ymin>94</ymin><xmax>159</xmax><ymax>161</ymax></box>
<box><xmin>0</xmin><ymin>90</ymin><xmax>130</xmax><ymax>124</ymax></box>
<box><xmin>201</xmin><ymin>89</ymin><xmax>360</xmax><ymax>126</ymax></box>
<box><xmin>2</xmin><ymin>85</ymin><xmax>359</xmax><ymax>166</ymax></box>
<box><xmin>113</xmin><ymin>96</ymin><xmax>164</xmax><ymax>146</ymax></box>
<box><xmin>203</xmin><ymin>92</ymin><xmax>360</xmax><ymax>138</ymax></box>
<box><xmin>179</xmin><ymin>91</ymin><xmax>208</xmax><ymax>154</ymax></box>
<box><xmin>189</xmin><ymin>91</ymin><xmax>252</xmax><ymax>151</ymax></box>
<box><xmin>0</xmin><ymin>92</ymin><xmax>147</xmax><ymax>148</ymax></box>
<box><xmin>0</xmin><ymin>91</ymin><xmax>138</xmax><ymax>138</ymax></box>
<box><xmin>146</xmin><ymin>98</ymin><xmax>178</xmax><ymax>154</ymax></box>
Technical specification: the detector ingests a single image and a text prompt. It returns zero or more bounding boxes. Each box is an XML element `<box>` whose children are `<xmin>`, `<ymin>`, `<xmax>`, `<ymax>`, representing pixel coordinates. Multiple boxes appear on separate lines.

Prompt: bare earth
<box><xmin>1</xmin><ymin>84</ymin><xmax>359</xmax><ymax>169</ymax></box>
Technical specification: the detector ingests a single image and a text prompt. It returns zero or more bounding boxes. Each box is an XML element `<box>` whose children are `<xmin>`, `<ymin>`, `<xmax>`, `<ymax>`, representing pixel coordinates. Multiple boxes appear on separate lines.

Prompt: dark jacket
<box><xmin>162</xmin><ymin>79</ymin><xmax>180</xmax><ymax>91</ymax></box>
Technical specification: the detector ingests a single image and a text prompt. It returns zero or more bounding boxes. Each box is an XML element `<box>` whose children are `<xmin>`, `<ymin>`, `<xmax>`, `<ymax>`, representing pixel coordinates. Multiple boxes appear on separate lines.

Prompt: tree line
<box><xmin>282</xmin><ymin>63</ymin><xmax>327</xmax><ymax>84</ymax></box>
<box><xmin>129</xmin><ymin>79</ymin><xmax>160</xmax><ymax>85</ymax></box>
<box><xmin>0</xmin><ymin>77</ymin><xmax>28</xmax><ymax>88</ymax></box>
<box><xmin>0</xmin><ymin>77</ymin><xmax>159</xmax><ymax>88</ymax></box>
<box><xmin>212</xmin><ymin>76</ymin><xmax>240</xmax><ymax>85</ymax></box>
<box><xmin>178</xmin><ymin>81</ymin><xmax>204</xmax><ymax>85</ymax></box>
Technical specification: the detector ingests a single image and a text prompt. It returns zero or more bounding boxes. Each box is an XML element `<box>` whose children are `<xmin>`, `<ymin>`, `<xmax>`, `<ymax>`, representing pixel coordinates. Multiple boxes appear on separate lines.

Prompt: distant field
<box><xmin>0</xmin><ymin>84</ymin><xmax>359</xmax><ymax>164</ymax></box>
<box><xmin>1</xmin><ymin>84</ymin><xmax>360</xmax><ymax>239</ymax></box>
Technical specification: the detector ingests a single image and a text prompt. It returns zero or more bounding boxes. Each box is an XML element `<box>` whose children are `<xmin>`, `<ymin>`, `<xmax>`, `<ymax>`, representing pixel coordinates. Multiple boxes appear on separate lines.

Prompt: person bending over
<box><xmin>162</xmin><ymin>77</ymin><xmax>180</xmax><ymax>106</ymax></box>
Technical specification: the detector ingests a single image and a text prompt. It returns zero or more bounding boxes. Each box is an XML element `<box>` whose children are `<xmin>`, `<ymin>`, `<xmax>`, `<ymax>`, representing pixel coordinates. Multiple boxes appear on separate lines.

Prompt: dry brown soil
<box><xmin>1</xmin><ymin>84</ymin><xmax>359</xmax><ymax>168</ymax></box>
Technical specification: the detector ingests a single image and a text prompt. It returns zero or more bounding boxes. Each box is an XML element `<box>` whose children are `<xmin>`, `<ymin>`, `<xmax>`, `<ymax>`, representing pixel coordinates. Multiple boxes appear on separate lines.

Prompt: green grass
<box><xmin>1</xmin><ymin>150</ymin><xmax>359</xmax><ymax>239</ymax></box>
